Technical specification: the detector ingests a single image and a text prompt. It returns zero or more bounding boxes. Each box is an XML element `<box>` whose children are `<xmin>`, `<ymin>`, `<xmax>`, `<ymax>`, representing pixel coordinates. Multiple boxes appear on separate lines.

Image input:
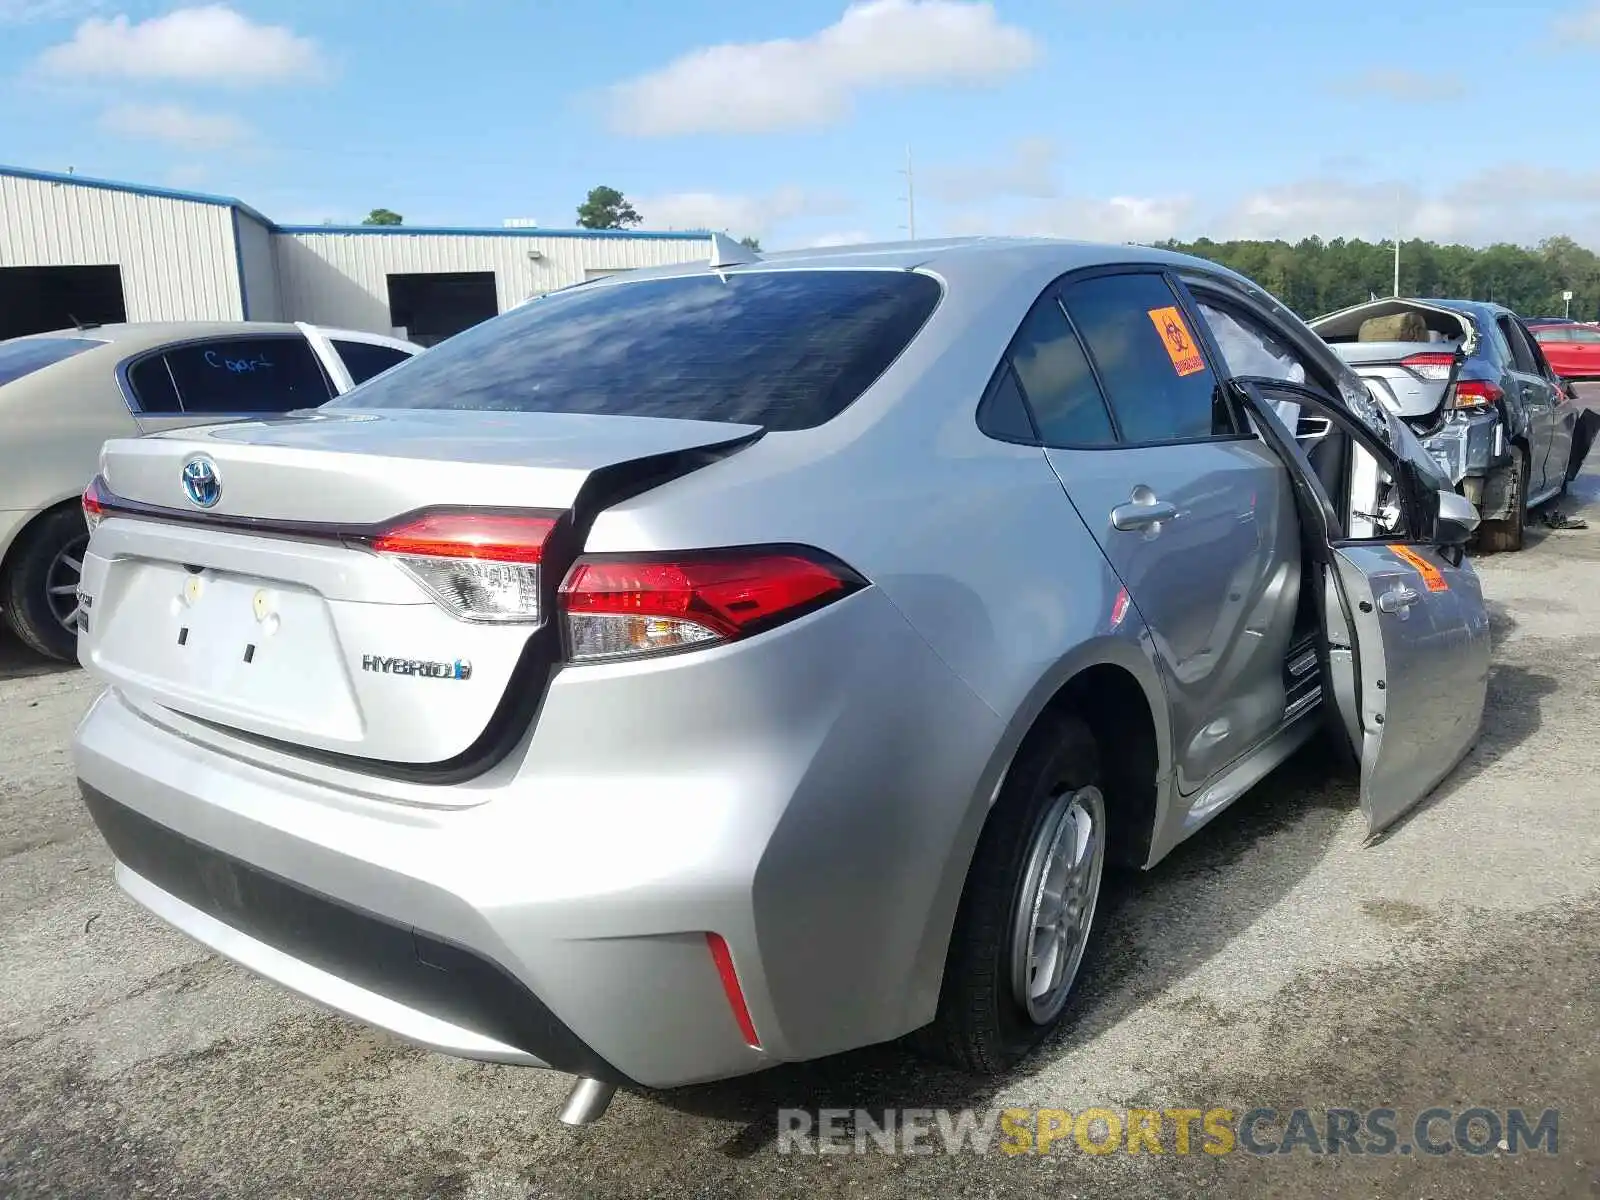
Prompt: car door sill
<box><xmin>1180</xmin><ymin>707</ymin><xmax>1320</xmax><ymax>836</ymax></box>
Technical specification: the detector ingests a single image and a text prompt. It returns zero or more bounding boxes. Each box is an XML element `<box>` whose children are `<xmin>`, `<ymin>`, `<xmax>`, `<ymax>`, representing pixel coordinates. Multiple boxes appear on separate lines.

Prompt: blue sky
<box><xmin>3</xmin><ymin>0</ymin><xmax>1600</xmax><ymax>249</ymax></box>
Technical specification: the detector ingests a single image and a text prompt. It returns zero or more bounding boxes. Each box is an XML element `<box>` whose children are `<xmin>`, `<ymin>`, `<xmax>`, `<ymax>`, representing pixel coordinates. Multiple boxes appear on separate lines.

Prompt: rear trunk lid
<box><xmin>79</xmin><ymin>409</ymin><xmax>760</xmax><ymax>770</ymax></box>
<box><xmin>1324</xmin><ymin>340</ymin><xmax>1463</xmax><ymax>419</ymax></box>
<box><xmin>1309</xmin><ymin>299</ymin><xmax>1476</xmax><ymax>420</ymax></box>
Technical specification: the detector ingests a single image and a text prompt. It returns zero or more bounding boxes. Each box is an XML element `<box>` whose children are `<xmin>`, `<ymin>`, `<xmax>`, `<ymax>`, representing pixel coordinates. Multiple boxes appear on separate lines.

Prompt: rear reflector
<box><xmin>82</xmin><ymin>475</ymin><xmax>108</xmax><ymax>533</ymax></box>
<box><xmin>362</xmin><ymin>510</ymin><xmax>559</xmax><ymax>624</ymax></box>
<box><xmin>1450</xmin><ymin>380</ymin><xmax>1503</xmax><ymax>409</ymax></box>
<box><xmin>558</xmin><ymin>546</ymin><xmax>864</xmax><ymax>663</ymax></box>
<box><xmin>1400</xmin><ymin>352</ymin><xmax>1456</xmax><ymax>382</ymax></box>
<box><xmin>705</xmin><ymin>932</ymin><xmax>761</xmax><ymax>1049</ymax></box>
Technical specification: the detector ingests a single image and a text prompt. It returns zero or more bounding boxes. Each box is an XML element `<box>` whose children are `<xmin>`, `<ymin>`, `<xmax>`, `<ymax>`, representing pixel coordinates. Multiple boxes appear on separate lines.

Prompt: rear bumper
<box><xmin>82</xmin><ymin>783</ymin><xmax>620</xmax><ymax>1077</ymax></box>
<box><xmin>72</xmin><ymin>588</ymin><xmax>1004</xmax><ymax>1089</ymax></box>
<box><xmin>1415</xmin><ymin>408</ymin><xmax>1505</xmax><ymax>486</ymax></box>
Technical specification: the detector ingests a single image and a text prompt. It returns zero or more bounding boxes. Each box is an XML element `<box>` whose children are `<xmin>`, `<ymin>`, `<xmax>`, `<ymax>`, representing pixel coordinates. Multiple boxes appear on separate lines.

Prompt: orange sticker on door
<box><xmin>1147</xmin><ymin>306</ymin><xmax>1207</xmax><ymax>377</ymax></box>
<box><xmin>1387</xmin><ymin>543</ymin><xmax>1449</xmax><ymax>592</ymax></box>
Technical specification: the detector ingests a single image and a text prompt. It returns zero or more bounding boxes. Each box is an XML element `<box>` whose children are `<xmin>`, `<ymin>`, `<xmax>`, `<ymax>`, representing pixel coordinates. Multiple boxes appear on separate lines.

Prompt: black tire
<box><xmin>914</xmin><ymin>711</ymin><xmax>1105</xmax><ymax>1075</ymax></box>
<box><xmin>1477</xmin><ymin>445</ymin><xmax>1528</xmax><ymax>554</ymax></box>
<box><xmin>2</xmin><ymin>506</ymin><xmax>89</xmax><ymax>662</ymax></box>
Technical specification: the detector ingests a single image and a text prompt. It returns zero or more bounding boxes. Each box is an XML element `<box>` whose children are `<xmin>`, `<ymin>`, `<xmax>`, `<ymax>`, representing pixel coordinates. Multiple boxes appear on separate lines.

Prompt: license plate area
<box><xmin>95</xmin><ymin>560</ymin><xmax>362</xmax><ymax>739</ymax></box>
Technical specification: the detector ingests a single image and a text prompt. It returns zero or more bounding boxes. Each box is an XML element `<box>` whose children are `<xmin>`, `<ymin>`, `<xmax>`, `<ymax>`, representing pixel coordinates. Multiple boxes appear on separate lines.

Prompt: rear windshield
<box><xmin>0</xmin><ymin>336</ymin><xmax>102</xmax><ymax>387</ymax></box>
<box><xmin>326</xmin><ymin>269</ymin><xmax>943</xmax><ymax>430</ymax></box>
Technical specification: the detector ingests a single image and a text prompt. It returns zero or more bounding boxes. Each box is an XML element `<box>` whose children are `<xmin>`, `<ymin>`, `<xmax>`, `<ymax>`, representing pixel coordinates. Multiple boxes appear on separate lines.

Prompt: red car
<box><xmin>1528</xmin><ymin>321</ymin><xmax>1600</xmax><ymax>380</ymax></box>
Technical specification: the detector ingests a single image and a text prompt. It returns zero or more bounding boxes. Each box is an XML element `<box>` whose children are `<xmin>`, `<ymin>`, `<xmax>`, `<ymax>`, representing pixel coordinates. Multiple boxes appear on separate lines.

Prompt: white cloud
<box><xmin>924</xmin><ymin>136</ymin><xmax>1061</xmax><ymax>203</ymax></box>
<box><xmin>635</xmin><ymin>186</ymin><xmax>853</xmax><ymax>236</ymax></box>
<box><xmin>1057</xmin><ymin>197</ymin><xmax>1196</xmax><ymax>243</ymax></box>
<box><xmin>37</xmin><ymin>5</ymin><xmax>326</xmax><ymax>86</ymax></box>
<box><xmin>1552</xmin><ymin>2</ymin><xmax>1600</xmax><ymax>43</ymax></box>
<box><xmin>607</xmin><ymin>0</ymin><xmax>1040</xmax><ymax>136</ymax></box>
<box><xmin>800</xmin><ymin>230</ymin><xmax>875</xmax><ymax>248</ymax></box>
<box><xmin>1194</xmin><ymin>167</ymin><xmax>1600</xmax><ymax>245</ymax></box>
<box><xmin>100</xmin><ymin>101</ymin><xmax>250</xmax><ymax>149</ymax></box>
<box><xmin>944</xmin><ymin>194</ymin><xmax>1195</xmax><ymax>243</ymax></box>
<box><xmin>0</xmin><ymin>0</ymin><xmax>107</xmax><ymax>22</ymax></box>
<box><xmin>1333</xmin><ymin>67</ymin><xmax>1466</xmax><ymax>103</ymax></box>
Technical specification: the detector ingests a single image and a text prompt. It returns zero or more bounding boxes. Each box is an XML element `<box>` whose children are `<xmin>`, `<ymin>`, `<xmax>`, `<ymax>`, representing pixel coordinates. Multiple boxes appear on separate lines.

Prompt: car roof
<box><xmin>8</xmin><ymin>322</ymin><xmax>417</xmax><ymax>354</ymax></box>
<box><xmin>1413</xmin><ymin>297</ymin><xmax>1511</xmax><ymax>321</ymax></box>
<box><xmin>564</xmin><ymin>235</ymin><xmax>1256</xmax><ymax>292</ymax></box>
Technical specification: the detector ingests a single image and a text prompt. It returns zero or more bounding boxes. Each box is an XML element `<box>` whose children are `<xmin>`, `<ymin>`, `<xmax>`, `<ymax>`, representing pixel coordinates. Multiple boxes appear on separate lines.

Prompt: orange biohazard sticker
<box><xmin>1387</xmin><ymin>544</ymin><xmax>1449</xmax><ymax>592</ymax></box>
<box><xmin>1147</xmin><ymin>306</ymin><xmax>1207</xmax><ymax>377</ymax></box>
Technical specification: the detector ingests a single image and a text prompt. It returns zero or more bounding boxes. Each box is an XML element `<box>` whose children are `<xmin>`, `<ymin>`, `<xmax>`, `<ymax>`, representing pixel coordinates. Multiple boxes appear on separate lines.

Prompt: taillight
<box><xmin>82</xmin><ymin>475</ymin><xmax>108</xmax><ymax>532</ymax></box>
<box><xmin>1400</xmin><ymin>352</ymin><xmax>1456</xmax><ymax>381</ymax></box>
<box><xmin>363</xmin><ymin>510</ymin><xmax>558</xmax><ymax>623</ymax></box>
<box><xmin>559</xmin><ymin>546</ymin><xmax>865</xmax><ymax>663</ymax></box>
<box><xmin>1450</xmin><ymin>380</ymin><xmax>1503</xmax><ymax>409</ymax></box>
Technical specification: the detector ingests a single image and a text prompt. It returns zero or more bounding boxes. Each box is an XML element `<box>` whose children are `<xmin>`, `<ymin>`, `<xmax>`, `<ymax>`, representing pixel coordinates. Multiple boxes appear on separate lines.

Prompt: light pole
<box><xmin>897</xmin><ymin>145</ymin><xmax>916</xmax><ymax>241</ymax></box>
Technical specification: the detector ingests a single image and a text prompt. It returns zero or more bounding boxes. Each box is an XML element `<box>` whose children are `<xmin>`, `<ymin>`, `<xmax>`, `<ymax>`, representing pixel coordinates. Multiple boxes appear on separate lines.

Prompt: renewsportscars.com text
<box><xmin>777</xmin><ymin>1106</ymin><xmax>1560</xmax><ymax>1157</ymax></box>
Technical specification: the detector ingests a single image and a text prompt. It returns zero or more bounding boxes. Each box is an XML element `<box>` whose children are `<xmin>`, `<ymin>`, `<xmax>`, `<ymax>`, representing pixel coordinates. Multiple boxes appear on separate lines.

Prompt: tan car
<box><xmin>0</xmin><ymin>321</ymin><xmax>421</xmax><ymax>660</ymax></box>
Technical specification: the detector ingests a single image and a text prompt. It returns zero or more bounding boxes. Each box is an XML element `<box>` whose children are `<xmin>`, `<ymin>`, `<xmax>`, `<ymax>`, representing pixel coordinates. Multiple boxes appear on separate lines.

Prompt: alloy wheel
<box><xmin>1009</xmin><ymin>785</ymin><xmax>1106</xmax><ymax>1026</ymax></box>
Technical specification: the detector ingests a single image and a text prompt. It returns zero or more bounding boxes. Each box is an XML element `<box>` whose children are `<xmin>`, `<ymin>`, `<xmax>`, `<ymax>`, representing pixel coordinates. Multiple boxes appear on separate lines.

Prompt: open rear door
<box><xmin>1237</xmin><ymin>381</ymin><xmax>1492</xmax><ymax>837</ymax></box>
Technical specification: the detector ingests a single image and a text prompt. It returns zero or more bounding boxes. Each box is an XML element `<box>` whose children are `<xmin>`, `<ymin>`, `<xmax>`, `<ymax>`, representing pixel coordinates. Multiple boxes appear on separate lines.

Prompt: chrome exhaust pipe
<box><xmin>558</xmin><ymin>1076</ymin><xmax>618</xmax><ymax>1126</ymax></box>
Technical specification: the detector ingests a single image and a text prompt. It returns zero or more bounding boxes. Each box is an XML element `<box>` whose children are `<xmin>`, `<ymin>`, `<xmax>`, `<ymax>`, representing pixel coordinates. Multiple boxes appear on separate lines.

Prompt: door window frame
<box><xmin>975</xmin><ymin>262</ymin><xmax>1256</xmax><ymax>451</ymax></box>
<box><xmin>118</xmin><ymin>333</ymin><xmax>336</xmax><ymax>417</ymax></box>
<box><xmin>1238</xmin><ymin>377</ymin><xmax>1440</xmax><ymax>553</ymax></box>
<box><xmin>1497</xmin><ymin>315</ymin><xmax>1541</xmax><ymax>375</ymax></box>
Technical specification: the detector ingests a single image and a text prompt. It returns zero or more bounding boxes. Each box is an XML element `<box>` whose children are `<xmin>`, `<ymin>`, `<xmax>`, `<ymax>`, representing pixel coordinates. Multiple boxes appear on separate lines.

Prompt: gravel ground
<box><xmin>3</xmin><ymin>476</ymin><xmax>1598</xmax><ymax>1199</ymax></box>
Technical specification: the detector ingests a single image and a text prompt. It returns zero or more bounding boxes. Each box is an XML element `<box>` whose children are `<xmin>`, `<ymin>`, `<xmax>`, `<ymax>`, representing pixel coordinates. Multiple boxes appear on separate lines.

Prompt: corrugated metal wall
<box><xmin>275</xmin><ymin>230</ymin><xmax>710</xmax><ymax>333</ymax></box>
<box><xmin>0</xmin><ymin>173</ymin><xmax>242</xmax><ymax>321</ymax></box>
<box><xmin>236</xmin><ymin>213</ymin><xmax>282</xmax><ymax>321</ymax></box>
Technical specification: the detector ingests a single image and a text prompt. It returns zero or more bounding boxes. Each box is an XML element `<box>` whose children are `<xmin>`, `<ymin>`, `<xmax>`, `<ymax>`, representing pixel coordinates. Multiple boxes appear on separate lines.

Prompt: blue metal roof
<box><xmin>0</xmin><ymin>163</ymin><xmax>277</xmax><ymax>228</ymax></box>
<box><xmin>278</xmin><ymin>224</ymin><xmax>708</xmax><ymax>241</ymax></box>
<box><xmin>0</xmin><ymin>163</ymin><xmax>709</xmax><ymax>241</ymax></box>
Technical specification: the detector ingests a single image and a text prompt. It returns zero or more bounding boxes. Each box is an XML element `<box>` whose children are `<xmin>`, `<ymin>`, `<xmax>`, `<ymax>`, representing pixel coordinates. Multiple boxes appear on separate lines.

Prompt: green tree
<box><xmin>576</xmin><ymin>186</ymin><xmax>641</xmax><ymax>230</ymax></box>
<box><xmin>738</xmin><ymin>235</ymin><xmax>762</xmax><ymax>251</ymax></box>
<box><xmin>1154</xmin><ymin>234</ymin><xmax>1590</xmax><ymax>319</ymax></box>
<box><xmin>362</xmin><ymin>208</ymin><xmax>403</xmax><ymax>226</ymax></box>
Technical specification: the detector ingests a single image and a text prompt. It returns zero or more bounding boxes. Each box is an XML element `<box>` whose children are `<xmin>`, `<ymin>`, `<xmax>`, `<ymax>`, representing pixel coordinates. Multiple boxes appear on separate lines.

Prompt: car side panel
<box><xmin>580</xmin><ymin>411</ymin><xmax>1177</xmax><ymax>1022</ymax></box>
<box><xmin>0</xmin><ymin>351</ymin><xmax>138</xmax><ymax>539</ymax></box>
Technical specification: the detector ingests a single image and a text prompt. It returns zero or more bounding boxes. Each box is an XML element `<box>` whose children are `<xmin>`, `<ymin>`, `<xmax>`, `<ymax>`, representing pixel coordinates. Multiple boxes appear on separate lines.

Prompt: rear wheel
<box><xmin>1477</xmin><ymin>445</ymin><xmax>1529</xmax><ymax>554</ymax></box>
<box><xmin>2</xmin><ymin>506</ymin><xmax>89</xmax><ymax>662</ymax></box>
<box><xmin>915</xmin><ymin>712</ymin><xmax>1107</xmax><ymax>1074</ymax></box>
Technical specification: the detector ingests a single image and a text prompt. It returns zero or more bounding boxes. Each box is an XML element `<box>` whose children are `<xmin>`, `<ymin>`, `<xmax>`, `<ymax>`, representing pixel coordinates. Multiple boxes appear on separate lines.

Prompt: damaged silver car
<box><xmin>1308</xmin><ymin>298</ymin><xmax>1580</xmax><ymax>552</ymax></box>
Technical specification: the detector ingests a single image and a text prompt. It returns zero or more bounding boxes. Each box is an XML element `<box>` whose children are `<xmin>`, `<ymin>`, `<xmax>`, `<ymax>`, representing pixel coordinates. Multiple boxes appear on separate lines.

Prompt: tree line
<box><xmin>367</xmin><ymin>184</ymin><xmax>1600</xmax><ymax>322</ymax></box>
<box><xmin>1153</xmin><ymin>235</ymin><xmax>1600</xmax><ymax>321</ymax></box>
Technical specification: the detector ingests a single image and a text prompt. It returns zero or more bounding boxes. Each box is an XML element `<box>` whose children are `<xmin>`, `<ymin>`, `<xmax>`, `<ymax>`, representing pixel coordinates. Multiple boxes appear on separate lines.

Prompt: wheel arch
<box><xmin>905</xmin><ymin>637</ymin><xmax>1172</xmax><ymax>1033</ymax></box>
<box><xmin>0</xmin><ymin>494</ymin><xmax>85</xmax><ymax>590</ymax></box>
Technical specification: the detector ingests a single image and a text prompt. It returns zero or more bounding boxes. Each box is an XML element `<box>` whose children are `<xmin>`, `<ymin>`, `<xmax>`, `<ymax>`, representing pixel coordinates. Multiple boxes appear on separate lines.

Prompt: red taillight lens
<box><xmin>1400</xmin><ymin>352</ymin><xmax>1456</xmax><ymax>382</ymax></box>
<box><xmin>559</xmin><ymin>547</ymin><xmax>864</xmax><ymax>663</ymax></box>
<box><xmin>364</xmin><ymin>510</ymin><xmax>558</xmax><ymax>623</ymax></box>
<box><xmin>1451</xmin><ymin>380</ymin><xmax>1503</xmax><ymax>409</ymax></box>
<box><xmin>82</xmin><ymin>475</ymin><xmax>108</xmax><ymax>532</ymax></box>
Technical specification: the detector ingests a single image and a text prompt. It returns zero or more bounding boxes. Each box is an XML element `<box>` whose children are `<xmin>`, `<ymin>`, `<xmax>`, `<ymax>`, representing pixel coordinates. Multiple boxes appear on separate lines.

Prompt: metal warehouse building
<box><xmin>0</xmin><ymin>165</ymin><xmax>715</xmax><ymax>345</ymax></box>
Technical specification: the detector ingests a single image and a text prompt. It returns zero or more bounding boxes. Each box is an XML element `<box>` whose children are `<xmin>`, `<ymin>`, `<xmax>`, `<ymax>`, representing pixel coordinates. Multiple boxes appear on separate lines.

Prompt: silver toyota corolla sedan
<box><xmin>71</xmin><ymin>237</ymin><xmax>1491</xmax><ymax>1126</ymax></box>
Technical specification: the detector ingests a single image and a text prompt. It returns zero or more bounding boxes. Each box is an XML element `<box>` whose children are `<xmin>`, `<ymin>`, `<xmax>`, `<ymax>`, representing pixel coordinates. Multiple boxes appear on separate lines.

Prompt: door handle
<box><xmin>1111</xmin><ymin>488</ymin><xmax>1178</xmax><ymax>532</ymax></box>
<box><xmin>1376</xmin><ymin>585</ymin><xmax>1419</xmax><ymax>614</ymax></box>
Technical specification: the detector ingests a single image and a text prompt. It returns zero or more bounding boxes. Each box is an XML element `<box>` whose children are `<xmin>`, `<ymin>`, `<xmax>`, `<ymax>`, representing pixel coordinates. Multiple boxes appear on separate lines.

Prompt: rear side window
<box><xmin>157</xmin><ymin>337</ymin><xmax>335</xmax><ymax>414</ymax></box>
<box><xmin>1062</xmin><ymin>273</ymin><xmax>1231</xmax><ymax>444</ymax></box>
<box><xmin>0</xmin><ymin>336</ymin><xmax>101</xmax><ymax>387</ymax></box>
<box><xmin>1497</xmin><ymin>317</ymin><xmax>1540</xmax><ymax>374</ymax></box>
<box><xmin>127</xmin><ymin>354</ymin><xmax>182</xmax><ymax>413</ymax></box>
<box><xmin>335</xmin><ymin>339</ymin><xmax>413</xmax><ymax>386</ymax></box>
<box><xmin>1007</xmin><ymin>298</ymin><xmax>1116</xmax><ymax>446</ymax></box>
<box><xmin>326</xmin><ymin>270</ymin><xmax>943</xmax><ymax>430</ymax></box>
